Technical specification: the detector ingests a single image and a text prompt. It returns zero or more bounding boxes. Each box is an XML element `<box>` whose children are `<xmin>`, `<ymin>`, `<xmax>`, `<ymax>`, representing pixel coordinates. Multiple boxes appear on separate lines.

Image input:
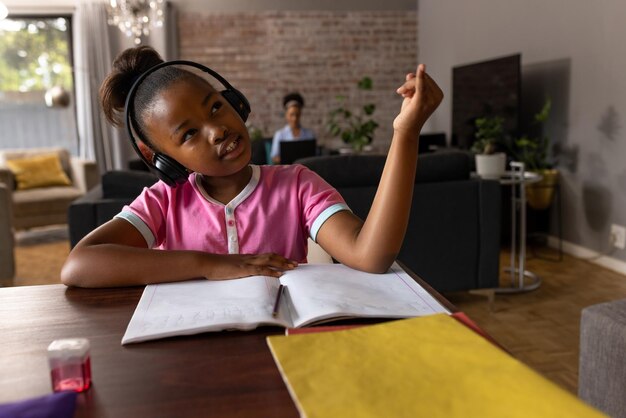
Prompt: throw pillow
<box><xmin>5</xmin><ymin>153</ymin><xmax>72</xmax><ymax>190</ymax></box>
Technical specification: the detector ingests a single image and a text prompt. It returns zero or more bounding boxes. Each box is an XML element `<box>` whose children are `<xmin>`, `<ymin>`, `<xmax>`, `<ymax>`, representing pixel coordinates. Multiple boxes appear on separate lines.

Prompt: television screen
<box><xmin>452</xmin><ymin>54</ymin><xmax>521</xmax><ymax>150</ymax></box>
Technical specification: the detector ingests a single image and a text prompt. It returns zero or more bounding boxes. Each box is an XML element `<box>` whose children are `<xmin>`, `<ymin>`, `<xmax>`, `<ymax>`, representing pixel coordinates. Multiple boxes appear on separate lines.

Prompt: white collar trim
<box><xmin>195</xmin><ymin>165</ymin><xmax>260</xmax><ymax>208</ymax></box>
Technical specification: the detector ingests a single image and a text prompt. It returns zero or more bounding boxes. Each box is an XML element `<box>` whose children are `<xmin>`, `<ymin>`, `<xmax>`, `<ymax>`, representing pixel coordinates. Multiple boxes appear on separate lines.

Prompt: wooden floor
<box><xmin>13</xmin><ymin>226</ymin><xmax>70</xmax><ymax>287</ymax></box>
<box><xmin>445</xmin><ymin>247</ymin><xmax>626</xmax><ymax>395</ymax></box>
<box><xmin>12</xmin><ymin>227</ymin><xmax>626</xmax><ymax>395</ymax></box>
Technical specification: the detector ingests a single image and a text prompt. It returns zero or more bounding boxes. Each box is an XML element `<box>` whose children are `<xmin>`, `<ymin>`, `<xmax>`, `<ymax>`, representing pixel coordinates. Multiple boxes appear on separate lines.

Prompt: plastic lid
<box><xmin>47</xmin><ymin>338</ymin><xmax>90</xmax><ymax>358</ymax></box>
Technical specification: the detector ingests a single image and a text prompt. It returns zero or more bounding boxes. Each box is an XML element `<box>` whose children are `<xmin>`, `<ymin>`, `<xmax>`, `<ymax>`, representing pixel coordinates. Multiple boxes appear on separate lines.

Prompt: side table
<box><xmin>495</xmin><ymin>162</ymin><xmax>543</xmax><ymax>293</ymax></box>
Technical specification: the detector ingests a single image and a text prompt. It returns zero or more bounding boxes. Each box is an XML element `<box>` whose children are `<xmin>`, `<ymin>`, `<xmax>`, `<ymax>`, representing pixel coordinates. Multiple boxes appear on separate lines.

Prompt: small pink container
<box><xmin>47</xmin><ymin>338</ymin><xmax>92</xmax><ymax>393</ymax></box>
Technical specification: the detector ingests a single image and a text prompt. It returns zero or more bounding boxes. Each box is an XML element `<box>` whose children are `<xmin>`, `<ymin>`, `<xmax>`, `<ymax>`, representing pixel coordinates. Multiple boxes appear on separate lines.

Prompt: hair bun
<box><xmin>99</xmin><ymin>46</ymin><xmax>164</xmax><ymax>127</ymax></box>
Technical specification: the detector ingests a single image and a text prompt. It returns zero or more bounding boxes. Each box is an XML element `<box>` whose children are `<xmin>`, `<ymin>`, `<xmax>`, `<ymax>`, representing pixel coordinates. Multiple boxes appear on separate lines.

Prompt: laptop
<box><xmin>280</xmin><ymin>138</ymin><xmax>317</xmax><ymax>164</ymax></box>
<box><xmin>418</xmin><ymin>133</ymin><xmax>447</xmax><ymax>154</ymax></box>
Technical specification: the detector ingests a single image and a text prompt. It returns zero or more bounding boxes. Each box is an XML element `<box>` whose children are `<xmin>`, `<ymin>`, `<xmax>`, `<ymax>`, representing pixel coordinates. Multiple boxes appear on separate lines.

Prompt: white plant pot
<box><xmin>475</xmin><ymin>153</ymin><xmax>506</xmax><ymax>179</ymax></box>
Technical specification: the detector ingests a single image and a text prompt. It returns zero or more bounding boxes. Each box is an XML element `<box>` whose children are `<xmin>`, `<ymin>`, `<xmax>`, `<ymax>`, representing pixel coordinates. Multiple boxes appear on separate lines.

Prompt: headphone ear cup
<box><xmin>153</xmin><ymin>153</ymin><xmax>189</xmax><ymax>187</ymax></box>
<box><xmin>222</xmin><ymin>89</ymin><xmax>251</xmax><ymax>122</ymax></box>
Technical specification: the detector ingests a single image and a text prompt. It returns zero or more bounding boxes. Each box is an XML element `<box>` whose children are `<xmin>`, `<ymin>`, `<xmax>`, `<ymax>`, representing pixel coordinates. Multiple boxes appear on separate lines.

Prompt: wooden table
<box><xmin>0</xmin><ymin>267</ymin><xmax>454</xmax><ymax>417</ymax></box>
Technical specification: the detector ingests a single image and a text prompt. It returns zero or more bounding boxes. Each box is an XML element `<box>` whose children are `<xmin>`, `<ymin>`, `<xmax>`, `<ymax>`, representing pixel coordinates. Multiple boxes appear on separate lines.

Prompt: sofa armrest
<box><xmin>68</xmin><ymin>184</ymin><xmax>137</xmax><ymax>248</ymax></box>
<box><xmin>70</xmin><ymin>157</ymin><xmax>99</xmax><ymax>194</ymax></box>
<box><xmin>68</xmin><ymin>184</ymin><xmax>102</xmax><ymax>248</ymax></box>
<box><xmin>0</xmin><ymin>168</ymin><xmax>14</xmax><ymax>199</ymax></box>
<box><xmin>0</xmin><ymin>183</ymin><xmax>15</xmax><ymax>285</ymax></box>
<box><xmin>579</xmin><ymin>299</ymin><xmax>626</xmax><ymax>417</ymax></box>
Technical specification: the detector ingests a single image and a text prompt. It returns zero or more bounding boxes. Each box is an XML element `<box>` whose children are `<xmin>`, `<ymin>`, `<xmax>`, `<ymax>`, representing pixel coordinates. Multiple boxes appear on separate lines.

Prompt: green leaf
<box><xmin>357</xmin><ymin>77</ymin><xmax>373</xmax><ymax>90</ymax></box>
<box><xmin>325</xmin><ymin>75</ymin><xmax>379</xmax><ymax>147</ymax></box>
<box><xmin>535</xmin><ymin>98</ymin><xmax>552</xmax><ymax>123</ymax></box>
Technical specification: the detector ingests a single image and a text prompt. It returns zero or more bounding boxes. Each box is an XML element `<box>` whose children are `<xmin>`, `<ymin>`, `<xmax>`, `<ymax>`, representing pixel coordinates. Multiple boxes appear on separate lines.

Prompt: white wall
<box><xmin>419</xmin><ymin>0</ymin><xmax>626</xmax><ymax>259</ymax></box>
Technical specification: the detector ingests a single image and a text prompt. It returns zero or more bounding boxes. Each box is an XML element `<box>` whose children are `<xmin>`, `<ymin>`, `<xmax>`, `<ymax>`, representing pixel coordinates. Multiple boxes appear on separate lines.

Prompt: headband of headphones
<box><xmin>123</xmin><ymin>60</ymin><xmax>251</xmax><ymax>187</ymax></box>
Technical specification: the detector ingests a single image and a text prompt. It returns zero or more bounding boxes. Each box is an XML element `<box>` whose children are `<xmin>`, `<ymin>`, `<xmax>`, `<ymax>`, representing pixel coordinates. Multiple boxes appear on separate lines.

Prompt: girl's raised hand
<box><xmin>393</xmin><ymin>64</ymin><xmax>444</xmax><ymax>137</ymax></box>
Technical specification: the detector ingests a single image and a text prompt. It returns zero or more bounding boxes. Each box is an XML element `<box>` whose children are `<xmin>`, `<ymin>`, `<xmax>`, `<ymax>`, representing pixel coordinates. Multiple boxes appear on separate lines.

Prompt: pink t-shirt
<box><xmin>115</xmin><ymin>164</ymin><xmax>349</xmax><ymax>263</ymax></box>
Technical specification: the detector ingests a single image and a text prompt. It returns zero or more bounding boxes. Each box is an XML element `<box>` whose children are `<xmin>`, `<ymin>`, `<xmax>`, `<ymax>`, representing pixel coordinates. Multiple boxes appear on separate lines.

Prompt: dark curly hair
<box><xmin>282</xmin><ymin>92</ymin><xmax>304</xmax><ymax>109</ymax></box>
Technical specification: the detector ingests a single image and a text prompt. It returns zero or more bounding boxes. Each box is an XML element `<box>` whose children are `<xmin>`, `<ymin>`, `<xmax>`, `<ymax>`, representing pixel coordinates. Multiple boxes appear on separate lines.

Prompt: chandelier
<box><xmin>107</xmin><ymin>0</ymin><xmax>165</xmax><ymax>45</ymax></box>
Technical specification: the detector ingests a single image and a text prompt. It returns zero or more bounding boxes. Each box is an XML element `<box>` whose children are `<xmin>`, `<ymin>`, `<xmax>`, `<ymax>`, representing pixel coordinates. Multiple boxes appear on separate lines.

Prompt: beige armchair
<box><xmin>0</xmin><ymin>148</ymin><xmax>98</xmax><ymax>286</ymax></box>
<box><xmin>0</xmin><ymin>182</ymin><xmax>14</xmax><ymax>286</ymax></box>
<box><xmin>0</xmin><ymin>147</ymin><xmax>99</xmax><ymax>230</ymax></box>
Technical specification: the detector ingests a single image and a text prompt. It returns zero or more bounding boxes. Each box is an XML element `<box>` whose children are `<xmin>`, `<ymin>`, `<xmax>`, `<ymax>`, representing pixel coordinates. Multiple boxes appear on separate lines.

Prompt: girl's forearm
<box><xmin>349</xmin><ymin>129</ymin><xmax>420</xmax><ymax>271</ymax></box>
<box><xmin>324</xmin><ymin>65</ymin><xmax>442</xmax><ymax>273</ymax></box>
<box><xmin>61</xmin><ymin>244</ymin><xmax>210</xmax><ymax>288</ymax></box>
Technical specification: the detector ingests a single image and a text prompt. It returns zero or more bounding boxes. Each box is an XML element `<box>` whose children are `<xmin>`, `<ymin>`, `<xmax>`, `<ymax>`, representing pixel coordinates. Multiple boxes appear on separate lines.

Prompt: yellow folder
<box><xmin>267</xmin><ymin>314</ymin><xmax>604</xmax><ymax>418</ymax></box>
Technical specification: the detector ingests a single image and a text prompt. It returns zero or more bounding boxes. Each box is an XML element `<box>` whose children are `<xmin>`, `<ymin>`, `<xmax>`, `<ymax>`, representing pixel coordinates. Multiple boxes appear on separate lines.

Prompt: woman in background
<box><xmin>270</xmin><ymin>92</ymin><xmax>315</xmax><ymax>164</ymax></box>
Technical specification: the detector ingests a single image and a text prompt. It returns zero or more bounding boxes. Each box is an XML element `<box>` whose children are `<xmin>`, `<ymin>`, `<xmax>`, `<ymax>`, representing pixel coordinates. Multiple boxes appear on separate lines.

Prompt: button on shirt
<box><xmin>270</xmin><ymin>125</ymin><xmax>316</xmax><ymax>159</ymax></box>
<box><xmin>115</xmin><ymin>165</ymin><xmax>349</xmax><ymax>263</ymax></box>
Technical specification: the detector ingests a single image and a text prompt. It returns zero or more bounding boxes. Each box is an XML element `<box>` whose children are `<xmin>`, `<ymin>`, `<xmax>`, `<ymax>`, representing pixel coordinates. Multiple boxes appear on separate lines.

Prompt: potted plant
<box><xmin>471</xmin><ymin>116</ymin><xmax>507</xmax><ymax>178</ymax></box>
<box><xmin>326</xmin><ymin>77</ymin><xmax>379</xmax><ymax>153</ymax></box>
<box><xmin>246</xmin><ymin>122</ymin><xmax>264</xmax><ymax>142</ymax></box>
<box><xmin>512</xmin><ymin>98</ymin><xmax>559</xmax><ymax>210</ymax></box>
<box><xmin>246</xmin><ymin>122</ymin><xmax>270</xmax><ymax>165</ymax></box>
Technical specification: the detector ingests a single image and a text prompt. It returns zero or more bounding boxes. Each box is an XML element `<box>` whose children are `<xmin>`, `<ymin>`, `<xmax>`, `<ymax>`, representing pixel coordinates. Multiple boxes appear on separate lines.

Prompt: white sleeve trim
<box><xmin>310</xmin><ymin>203</ymin><xmax>351</xmax><ymax>243</ymax></box>
<box><xmin>114</xmin><ymin>211</ymin><xmax>156</xmax><ymax>248</ymax></box>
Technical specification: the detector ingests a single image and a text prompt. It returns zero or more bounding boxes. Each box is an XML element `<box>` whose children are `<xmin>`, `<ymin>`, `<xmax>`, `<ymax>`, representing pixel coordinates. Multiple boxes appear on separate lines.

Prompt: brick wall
<box><xmin>178</xmin><ymin>10</ymin><xmax>417</xmax><ymax>151</ymax></box>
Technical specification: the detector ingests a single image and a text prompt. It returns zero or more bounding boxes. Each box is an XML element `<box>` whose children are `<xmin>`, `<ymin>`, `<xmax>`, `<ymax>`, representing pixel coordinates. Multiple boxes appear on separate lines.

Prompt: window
<box><xmin>0</xmin><ymin>16</ymin><xmax>78</xmax><ymax>153</ymax></box>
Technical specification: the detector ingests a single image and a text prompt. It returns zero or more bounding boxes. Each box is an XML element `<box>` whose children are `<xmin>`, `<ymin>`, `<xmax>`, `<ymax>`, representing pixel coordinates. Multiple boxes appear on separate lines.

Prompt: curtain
<box><xmin>73</xmin><ymin>1</ymin><xmax>177</xmax><ymax>173</ymax></box>
<box><xmin>165</xmin><ymin>2</ymin><xmax>179</xmax><ymax>60</ymax></box>
<box><xmin>73</xmin><ymin>1</ymin><xmax>119</xmax><ymax>173</ymax></box>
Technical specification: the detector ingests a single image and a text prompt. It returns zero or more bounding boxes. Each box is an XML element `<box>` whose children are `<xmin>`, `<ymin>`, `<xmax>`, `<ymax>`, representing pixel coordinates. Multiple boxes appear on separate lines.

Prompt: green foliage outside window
<box><xmin>0</xmin><ymin>17</ymin><xmax>73</xmax><ymax>93</ymax></box>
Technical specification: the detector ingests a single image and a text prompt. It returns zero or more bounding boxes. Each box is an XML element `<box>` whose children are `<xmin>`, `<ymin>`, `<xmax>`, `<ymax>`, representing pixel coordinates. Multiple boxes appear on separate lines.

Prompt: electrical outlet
<box><xmin>611</xmin><ymin>224</ymin><xmax>626</xmax><ymax>249</ymax></box>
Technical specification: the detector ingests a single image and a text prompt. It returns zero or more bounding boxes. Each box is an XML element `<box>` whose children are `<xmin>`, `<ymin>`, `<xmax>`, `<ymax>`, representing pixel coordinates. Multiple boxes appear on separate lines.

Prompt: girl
<box><xmin>61</xmin><ymin>46</ymin><xmax>443</xmax><ymax>288</ymax></box>
<box><xmin>270</xmin><ymin>92</ymin><xmax>315</xmax><ymax>164</ymax></box>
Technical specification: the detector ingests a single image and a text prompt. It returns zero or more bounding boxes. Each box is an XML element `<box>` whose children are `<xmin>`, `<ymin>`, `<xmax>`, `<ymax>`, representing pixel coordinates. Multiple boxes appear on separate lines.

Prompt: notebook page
<box><xmin>279</xmin><ymin>263</ymin><xmax>450</xmax><ymax>328</ymax></box>
<box><xmin>122</xmin><ymin>276</ymin><xmax>289</xmax><ymax>344</ymax></box>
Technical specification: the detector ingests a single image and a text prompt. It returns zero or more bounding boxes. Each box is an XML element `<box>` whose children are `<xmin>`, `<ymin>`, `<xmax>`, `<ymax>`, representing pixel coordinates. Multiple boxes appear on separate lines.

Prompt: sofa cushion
<box><xmin>12</xmin><ymin>186</ymin><xmax>83</xmax><ymax>216</ymax></box>
<box><xmin>102</xmin><ymin>170</ymin><xmax>158</xmax><ymax>199</ymax></box>
<box><xmin>0</xmin><ymin>148</ymin><xmax>72</xmax><ymax>180</ymax></box>
<box><xmin>415</xmin><ymin>150</ymin><xmax>472</xmax><ymax>183</ymax></box>
<box><xmin>296</xmin><ymin>150</ymin><xmax>471</xmax><ymax>188</ymax></box>
<box><xmin>5</xmin><ymin>153</ymin><xmax>72</xmax><ymax>190</ymax></box>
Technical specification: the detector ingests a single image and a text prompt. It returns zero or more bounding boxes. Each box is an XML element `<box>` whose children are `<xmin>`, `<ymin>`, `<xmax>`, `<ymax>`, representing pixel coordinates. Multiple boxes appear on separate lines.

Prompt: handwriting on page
<box><xmin>138</xmin><ymin>304</ymin><xmax>272</xmax><ymax>333</ymax></box>
<box><xmin>283</xmin><ymin>265</ymin><xmax>441</xmax><ymax>319</ymax></box>
<box><xmin>303</xmin><ymin>285</ymin><xmax>436</xmax><ymax>315</ymax></box>
<box><xmin>136</xmin><ymin>277</ymin><xmax>278</xmax><ymax>332</ymax></box>
<box><xmin>303</xmin><ymin>296</ymin><xmax>436</xmax><ymax>316</ymax></box>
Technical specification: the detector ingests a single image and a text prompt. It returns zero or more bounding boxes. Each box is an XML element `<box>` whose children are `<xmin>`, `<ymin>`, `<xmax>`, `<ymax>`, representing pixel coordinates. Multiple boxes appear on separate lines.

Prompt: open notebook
<box><xmin>121</xmin><ymin>263</ymin><xmax>449</xmax><ymax>344</ymax></box>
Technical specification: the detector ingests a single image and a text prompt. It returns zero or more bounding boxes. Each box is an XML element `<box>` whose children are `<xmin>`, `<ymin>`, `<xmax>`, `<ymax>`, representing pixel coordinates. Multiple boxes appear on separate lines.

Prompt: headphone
<box><xmin>124</xmin><ymin>60</ymin><xmax>251</xmax><ymax>187</ymax></box>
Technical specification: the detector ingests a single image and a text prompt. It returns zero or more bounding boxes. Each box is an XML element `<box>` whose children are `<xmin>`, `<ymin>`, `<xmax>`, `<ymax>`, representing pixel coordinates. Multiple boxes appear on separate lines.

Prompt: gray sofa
<box><xmin>297</xmin><ymin>150</ymin><xmax>501</xmax><ymax>292</ymax></box>
<box><xmin>69</xmin><ymin>151</ymin><xmax>502</xmax><ymax>293</ymax></box>
<box><xmin>68</xmin><ymin>170</ymin><xmax>158</xmax><ymax>247</ymax></box>
<box><xmin>579</xmin><ymin>299</ymin><xmax>626</xmax><ymax>417</ymax></box>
